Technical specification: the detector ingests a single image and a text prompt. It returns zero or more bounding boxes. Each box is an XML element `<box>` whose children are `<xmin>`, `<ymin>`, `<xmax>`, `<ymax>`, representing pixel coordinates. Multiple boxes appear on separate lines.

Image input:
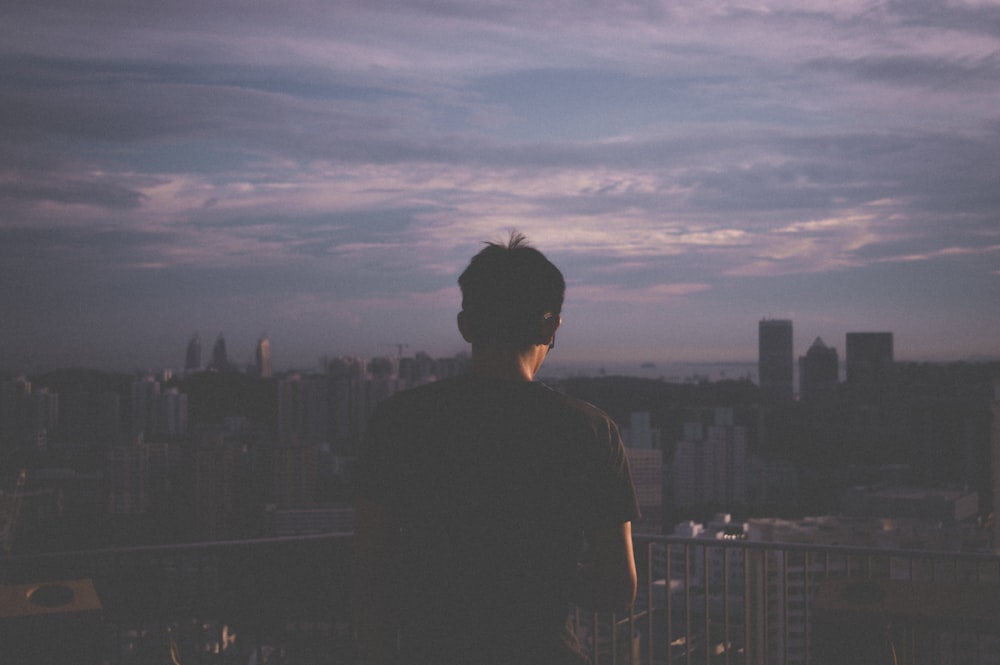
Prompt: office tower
<box><xmin>211</xmin><ymin>334</ymin><xmax>229</xmax><ymax>371</ymax></box>
<box><xmin>255</xmin><ymin>335</ymin><xmax>272</xmax><ymax>378</ymax></box>
<box><xmin>185</xmin><ymin>333</ymin><xmax>201</xmax><ymax>371</ymax></box>
<box><xmin>758</xmin><ymin>319</ymin><xmax>794</xmax><ymax>402</ymax></box>
<box><xmin>799</xmin><ymin>337</ymin><xmax>839</xmax><ymax>403</ymax></box>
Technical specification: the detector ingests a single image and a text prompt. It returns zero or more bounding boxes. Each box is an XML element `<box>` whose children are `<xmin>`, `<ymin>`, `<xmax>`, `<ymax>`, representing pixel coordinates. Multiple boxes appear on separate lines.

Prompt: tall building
<box><xmin>255</xmin><ymin>335</ymin><xmax>272</xmax><ymax>378</ymax></box>
<box><xmin>131</xmin><ymin>375</ymin><xmax>160</xmax><ymax>436</ymax></box>
<box><xmin>184</xmin><ymin>333</ymin><xmax>201</xmax><ymax>371</ymax></box>
<box><xmin>758</xmin><ymin>319</ymin><xmax>793</xmax><ymax>402</ymax></box>
<box><xmin>211</xmin><ymin>334</ymin><xmax>229</xmax><ymax>371</ymax></box>
<box><xmin>799</xmin><ymin>337</ymin><xmax>839</xmax><ymax>403</ymax></box>
<box><xmin>671</xmin><ymin>408</ymin><xmax>747</xmax><ymax>508</ymax></box>
<box><xmin>155</xmin><ymin>388</ymin><xmax>188</xmax><ymax>438</ymax></box>
<box><xmin>625</xmin><ymin>447</ymin><xmax>663</xmax><ymax>533</ymax></box>
<box><xmin>191</xmin><ymin>431</ymin><xmax>238</xmax><ymax>540</ymax></box>
<box><xmin>622</xmin><ymin>411</ymin><xmax>660</xmax><ymax>449</ymax></box>
<box><xmin>131</xmin><ymin>376</ymin><xmax>187</xmax><ymax>439</ymax></box>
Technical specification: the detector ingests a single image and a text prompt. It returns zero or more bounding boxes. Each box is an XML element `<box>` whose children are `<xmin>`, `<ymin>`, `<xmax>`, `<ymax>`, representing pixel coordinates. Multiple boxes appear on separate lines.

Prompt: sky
<box><xmin>2</xmin><ymin>0</ymin><xmax>999</xmax><ymax>373</ymax></box>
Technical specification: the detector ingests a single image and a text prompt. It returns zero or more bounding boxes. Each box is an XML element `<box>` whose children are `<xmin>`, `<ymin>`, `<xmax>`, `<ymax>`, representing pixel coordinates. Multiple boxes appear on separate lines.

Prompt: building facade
<box><xmin>758</xmin><ymin>319</ymin><xmax>794</xmax><ymax>402</ymax></box>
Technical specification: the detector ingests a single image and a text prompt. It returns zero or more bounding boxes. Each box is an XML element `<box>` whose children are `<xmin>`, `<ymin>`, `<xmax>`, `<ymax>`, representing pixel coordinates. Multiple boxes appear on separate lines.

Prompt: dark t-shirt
<box><xmin>355</xmin><ymin>374</ymin><xmax>640</xmax><ymax>665</ymax></box>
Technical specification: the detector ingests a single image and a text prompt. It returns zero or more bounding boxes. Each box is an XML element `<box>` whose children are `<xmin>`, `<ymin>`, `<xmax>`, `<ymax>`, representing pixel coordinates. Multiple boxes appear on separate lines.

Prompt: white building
<box><xmin>671</xmin><ymin>408</ymin><xmax>746</xmax><ymax>508</ymax></box>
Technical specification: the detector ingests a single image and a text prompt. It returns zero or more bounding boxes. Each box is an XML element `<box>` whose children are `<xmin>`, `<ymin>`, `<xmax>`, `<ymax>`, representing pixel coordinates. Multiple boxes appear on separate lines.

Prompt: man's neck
<box><xmin>470</xmin><ymin>343</ymin><xmax>547</xmax><ymax>381</ymax></box>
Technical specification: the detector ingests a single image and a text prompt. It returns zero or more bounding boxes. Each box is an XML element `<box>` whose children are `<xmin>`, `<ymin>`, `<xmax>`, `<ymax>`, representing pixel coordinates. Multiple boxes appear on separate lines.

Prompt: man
<box><xmin>353</xmin><ymin>233</ymin><xmax>639</xmax><ymax>665</ymax></box>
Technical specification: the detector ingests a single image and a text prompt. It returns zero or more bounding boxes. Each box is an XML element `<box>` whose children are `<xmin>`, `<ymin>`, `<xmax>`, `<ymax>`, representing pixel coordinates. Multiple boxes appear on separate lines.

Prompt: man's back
<box><xmin>356</xmin><ymin>374</ymin><xmax>639</xmax><ymax>665</ymax></box>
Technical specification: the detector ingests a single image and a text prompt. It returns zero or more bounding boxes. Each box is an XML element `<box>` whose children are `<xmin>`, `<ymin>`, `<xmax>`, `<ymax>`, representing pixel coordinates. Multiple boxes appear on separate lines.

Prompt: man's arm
<box><xmin>572</xmin><ymin>521</ymin><xmax>637</xmax><ymax>614</ymax></box>
<box><xmin>353</xmin><ymin>497</ymin><xmax>398</xmax><ymax>665</ymax></box>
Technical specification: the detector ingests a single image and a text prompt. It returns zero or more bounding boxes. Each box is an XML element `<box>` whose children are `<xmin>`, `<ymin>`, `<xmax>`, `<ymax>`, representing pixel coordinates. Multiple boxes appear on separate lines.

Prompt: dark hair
<box><xmin>458</xmin><ymin>232</ymin><xmax>565</xmax><ymax>349</ymax></box>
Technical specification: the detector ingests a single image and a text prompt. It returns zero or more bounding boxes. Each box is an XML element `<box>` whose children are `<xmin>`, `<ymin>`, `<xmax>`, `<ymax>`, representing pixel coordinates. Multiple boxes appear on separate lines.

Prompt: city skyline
<box><xmin>2</xmin><ymin>1</ymin><xmax>999</xmax><ymax>372</ymax></box>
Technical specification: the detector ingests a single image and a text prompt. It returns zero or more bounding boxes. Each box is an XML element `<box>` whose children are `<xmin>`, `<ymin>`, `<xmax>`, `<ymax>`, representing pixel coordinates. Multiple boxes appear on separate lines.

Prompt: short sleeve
<box><xmin>587</xmin><ymin>417</ymin><xmax>641</xmax><ymax>527</ymax></box>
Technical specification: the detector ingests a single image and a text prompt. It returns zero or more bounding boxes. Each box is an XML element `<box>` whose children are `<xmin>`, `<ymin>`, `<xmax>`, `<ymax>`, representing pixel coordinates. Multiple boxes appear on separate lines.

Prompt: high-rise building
<box><xmin>211</xmin><ymin>334</ymin><xmax>229</xmax><ymax>371</ymax></box>
<box><xmin>758</xmin><ymin>319</ymin><xmax>794</xmax><ymax>402</ymax></box>
<box><xmin>799</xmin><ymin>337</ymin><xmax>839</xmax><ymax>403</ymax></box>
<box><xmin>191</xmin><ymin>431</ymin><xmax>238</xmax><ymax>540</ymax></box>
<box><xmin>625</xmin><ymin>447</ymin><xmax>663</xmax><ymax>533</ymax></box>
<box><xmin>131</xmin><ymin>375</ymin><xmax>160</xmax><ymax>436</ymax></box>
<box><xmin>622</xmin><ymin>411</ymin><xmax>660</xmax><ymax>449</ymax></box>
<box><xmin>155</xmin><ymin>388</ymin><xmax>188</xmax><ymax>438</ymax></box>
<box><xmin>131</xmin><ymin>376</ymin><xmax>187</xmax><ymax>439</ymax></box>
<box><xmin>671</xmin><ymin>408</ymin><xmax>746</xmax><ymax>508</ymax></box>
<box><xmin>184</xmin><ymin>333</ymin><xmax>201</xmax><ymax>371</ymax></box>
<box><xmin>255</xmin><ymin>335</ymin><xmax>272</xmax><ymax>378</ymax></box>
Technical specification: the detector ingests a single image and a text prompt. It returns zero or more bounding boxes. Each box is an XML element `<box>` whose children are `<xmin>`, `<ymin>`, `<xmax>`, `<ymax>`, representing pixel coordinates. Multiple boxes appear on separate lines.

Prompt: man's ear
<box><xmin>457</xmin><ymin>311</ymin><xmax>474</xmax><ymax>343</ymax></box>
<box><xmin>540</xmin><ymin>313</ymin><xmax>561</xmax><ymax>347</ymax></box>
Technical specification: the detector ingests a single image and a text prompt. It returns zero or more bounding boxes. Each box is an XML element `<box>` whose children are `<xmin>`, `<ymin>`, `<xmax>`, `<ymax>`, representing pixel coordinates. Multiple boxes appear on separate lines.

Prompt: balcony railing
<box><xmin>2</xmin><ymin>533</ymin><xmax>998</xmax><ymax>664</ymax></box>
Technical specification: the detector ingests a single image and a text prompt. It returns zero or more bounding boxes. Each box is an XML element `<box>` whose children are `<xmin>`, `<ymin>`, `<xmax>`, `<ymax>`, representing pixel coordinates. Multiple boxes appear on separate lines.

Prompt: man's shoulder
<box><xmin>374</xmin><ymin>374</ymin><xmax>470</xmax><ymax>415</ymax></box>
<box><xmin>538</xmin><ymin>384</ymin><xmax>618</xmax><ymax>429</ymax></box>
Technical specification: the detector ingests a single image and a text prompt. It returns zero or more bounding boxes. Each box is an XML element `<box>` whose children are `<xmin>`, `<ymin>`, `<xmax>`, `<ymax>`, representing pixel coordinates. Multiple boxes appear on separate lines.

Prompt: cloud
<box><xmin>1</xmin><ymin>0</ymin><xmax>999</xmax><ymax>369</ymax></box>
<box><xmin>806</xmin><ymin>53</ymin><xmax>1000</xmax><ymax>91</ymax></box>
<box><xmin>572</xmin><ymin>282</ymin><xmax>712</xmax><ymax>304</ymax></box>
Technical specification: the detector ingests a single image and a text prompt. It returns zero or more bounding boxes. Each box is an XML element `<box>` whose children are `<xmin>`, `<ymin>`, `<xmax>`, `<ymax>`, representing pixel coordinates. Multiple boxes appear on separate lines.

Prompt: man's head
<box><xmin>457</xmin><ymin>232</ymin><xmax>565</xmax><ymax>351</ymax></box>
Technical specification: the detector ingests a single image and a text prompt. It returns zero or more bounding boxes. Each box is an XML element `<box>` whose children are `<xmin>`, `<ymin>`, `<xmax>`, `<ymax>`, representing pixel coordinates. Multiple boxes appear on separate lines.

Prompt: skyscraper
<box><xmin>671</xmin><ymin>408</ymin><xmax>746</xmax><ymax>508</ymax></box>
<box><xmin>184</xmin><ymin>333</ymin><xmax>201</xmax><ymax>371</ymax></box>
<box><xmin>758</xmin><ymin>319</ymin><xmax>793</xmax><ymax>402</ymax></box>
<box><xmin>255</xmin><ymin>335</ymin><xmax>272</xmax><ymax>378</ymax></box>
<box><xmin>211</xmin><ymin>334</ymin><xmax>229</xmax><ymax>371</ymax></box>
<box><xmin>799</xmin><ymin>337</ymin><xmax>839</xmax><ymax>403</ymax></box>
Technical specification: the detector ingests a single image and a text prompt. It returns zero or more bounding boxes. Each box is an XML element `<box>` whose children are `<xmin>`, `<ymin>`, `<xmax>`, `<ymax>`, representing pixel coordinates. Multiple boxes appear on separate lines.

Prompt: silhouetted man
<box><xmin>353</xmin><ymin>233</ymin><xmax>639</xmax><ymax>665</ymax></box>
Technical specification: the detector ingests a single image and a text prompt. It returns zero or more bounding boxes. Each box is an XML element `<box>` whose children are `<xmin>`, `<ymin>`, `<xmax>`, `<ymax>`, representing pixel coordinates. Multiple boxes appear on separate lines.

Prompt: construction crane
<box><xmin>380</xmin><ymin>343</ymin><xmax>409</xmax><ymax>358</ymax></box>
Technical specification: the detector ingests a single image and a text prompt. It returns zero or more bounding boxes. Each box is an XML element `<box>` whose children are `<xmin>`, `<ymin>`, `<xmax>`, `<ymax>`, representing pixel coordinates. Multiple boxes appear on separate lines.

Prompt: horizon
<box><xmin>3</xmin><ymin>1</ymin><xmax>999</xmax><ymax>372</ymax></box>
<box><xmin>6</xmin><ymin>346</ymin><xmax>998</xmax><ymax>380</ymax></box>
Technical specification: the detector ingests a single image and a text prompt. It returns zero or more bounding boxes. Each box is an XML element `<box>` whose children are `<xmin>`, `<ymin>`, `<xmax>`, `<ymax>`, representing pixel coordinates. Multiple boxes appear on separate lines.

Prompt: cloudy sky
<box><xmin>2</xmin><ymin>0</ymin><xmax>998</xmax><ymax>373</ymax></box>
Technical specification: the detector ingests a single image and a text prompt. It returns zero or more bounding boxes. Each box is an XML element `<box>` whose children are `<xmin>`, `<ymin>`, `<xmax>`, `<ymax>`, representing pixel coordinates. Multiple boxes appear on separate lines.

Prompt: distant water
<box><xmin>539</xmin><ymin>360</ymin><xmax>758</xmax><ymax>383</ymax></box>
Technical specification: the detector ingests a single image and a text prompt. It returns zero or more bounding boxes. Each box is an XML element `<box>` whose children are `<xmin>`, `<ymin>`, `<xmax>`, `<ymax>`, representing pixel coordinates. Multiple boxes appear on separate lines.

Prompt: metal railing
<box><xmin>2</xmin><ymin>533</ymin><xmax>999</xmax><ymax>664</ymax></box>
<box><xmin>584</xmin><ymin>534</ymin><xmax>1000</xmax><ymax>665</ymax></box>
